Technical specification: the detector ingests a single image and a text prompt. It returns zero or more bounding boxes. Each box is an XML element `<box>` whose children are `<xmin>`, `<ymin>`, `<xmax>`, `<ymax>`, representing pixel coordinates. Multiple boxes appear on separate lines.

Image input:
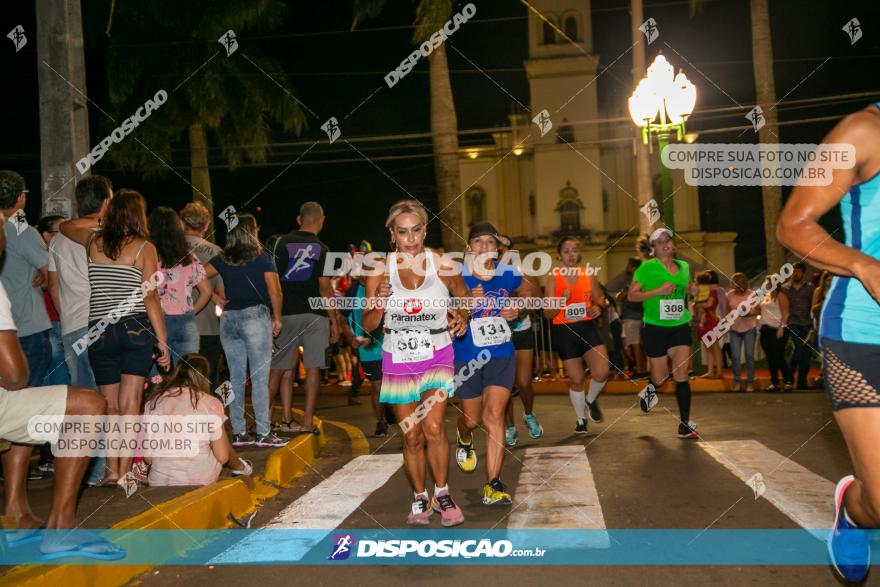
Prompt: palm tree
<box><xmin>353</xmin><ymin>0</ymin><xmax>463</xmax><ymax>250</ymax></box>
<box><xmin>687</xmin><ymin>0</ymin><xmax>784</xmax><ymax>271</ymax></box>
<box><xmin>748</xmin><ymin>0</ymin><xmax>784</xmax><ymax>272</ymax></box>
<box><xmin>84</xmin><ymin>0</ymin><xmax>305</xmax><ymax>222</ymax></box>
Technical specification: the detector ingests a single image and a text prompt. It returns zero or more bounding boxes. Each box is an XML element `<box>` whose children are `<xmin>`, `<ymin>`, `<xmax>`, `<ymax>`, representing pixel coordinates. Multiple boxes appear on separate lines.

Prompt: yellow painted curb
<box><xmin>0</xmin><ymin>416</ymin><xmax>328</xmax><ymax>587</ymax></box>
<box><xmin>262</xmin><ymin>422</ymin><xmax>322</xmax><ymax>487</ymax></box>
<box><xmin>322</xmin><ymin>417</ymin><xmax>369</xmax><ymax>457</ymax></box>
<box><xmin>115</xmin><ymin>478</ymin><xmax>257</xmax><ymax>530</ymax></box>
<box><xmin>0</xmin><ymin>479</ymin><xmax>255</xmax><ymax>587</ymax></box>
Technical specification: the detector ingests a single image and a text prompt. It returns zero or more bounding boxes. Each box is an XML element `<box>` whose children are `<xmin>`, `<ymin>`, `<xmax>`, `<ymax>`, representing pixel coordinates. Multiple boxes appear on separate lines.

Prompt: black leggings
<box><xmin>759</xmin><ymin>325</ymin><xmax>792</xmax><ymax>385</ymax></box>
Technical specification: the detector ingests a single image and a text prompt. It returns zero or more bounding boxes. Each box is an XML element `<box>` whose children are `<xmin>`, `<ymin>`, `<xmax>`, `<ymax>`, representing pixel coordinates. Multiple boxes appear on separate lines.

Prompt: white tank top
<box><xmin>760</xmin><ymin>295</ymin><xmax>783</xmax><ymax>328</ymax></box>
<box><xmin>382</xmin><ymin>251</ymin><xmax>451</xmax><ymax>353</ymax></box>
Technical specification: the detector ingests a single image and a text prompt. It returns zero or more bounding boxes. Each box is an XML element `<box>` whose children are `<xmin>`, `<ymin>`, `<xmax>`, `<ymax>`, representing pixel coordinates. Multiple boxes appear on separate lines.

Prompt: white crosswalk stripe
<box><xmin>509</xmin><ymin>446</ymin><xmax>610</xmax><ymax>547</ymax></box>
<box><xmin>699</xmin><ymin>439</ymin><xmax>835</xmax><ymax>529</ymax></box>
<box><xmin>509</xmin><ymin>446</ymin><xmax>607</xmax><ymax>529</ymax></box>
<box><xmin>210</xmin><ymin>454</ymin><xmax>402</xmax><ymax>563</ymax></box>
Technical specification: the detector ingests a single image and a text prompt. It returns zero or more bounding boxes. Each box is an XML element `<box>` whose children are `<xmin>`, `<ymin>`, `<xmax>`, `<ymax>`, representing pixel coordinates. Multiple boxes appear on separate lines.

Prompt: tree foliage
<box><xmin>83</xmin><ymin>0</ymin><xmax>305</xmax><ymax>176</ymax></box>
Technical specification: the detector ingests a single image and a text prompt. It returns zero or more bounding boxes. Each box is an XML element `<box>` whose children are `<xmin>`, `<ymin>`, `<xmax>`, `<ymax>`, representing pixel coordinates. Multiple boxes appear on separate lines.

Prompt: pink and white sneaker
<box><xmin>407</xmin><ymin>495</ymin><xmax>432</xmax><ymax>525</ymax></box>
<box><xmin>432</xmin><ymin>491</ymin><xmax>465</xmax><ymax>527</ymax></box>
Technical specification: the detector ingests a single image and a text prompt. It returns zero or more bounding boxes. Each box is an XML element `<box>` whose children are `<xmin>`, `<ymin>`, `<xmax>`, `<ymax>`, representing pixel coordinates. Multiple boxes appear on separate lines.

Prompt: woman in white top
<box><xmin>361</xmin><ymin>200</ymin><xmax>469</xmax><ymax>528</ymax></box>
<box><xmin>759</xmin><ymin>288</ymin><xmax>793</xmax><ymax>392</ymax></box>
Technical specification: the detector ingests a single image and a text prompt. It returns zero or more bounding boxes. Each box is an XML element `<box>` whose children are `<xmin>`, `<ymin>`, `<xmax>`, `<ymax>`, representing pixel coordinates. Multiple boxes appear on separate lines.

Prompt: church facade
<box><xmin>454</xmin><ymin>0</ymin><xmax>736</xmax><ymax>281</ymax></box>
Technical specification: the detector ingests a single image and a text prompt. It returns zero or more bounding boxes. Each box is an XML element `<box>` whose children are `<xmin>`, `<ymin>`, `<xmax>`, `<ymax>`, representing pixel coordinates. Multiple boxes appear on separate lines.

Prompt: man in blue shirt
<box><xmin>0</xmin><ymin>172</ymin><xmax>51</xmax><ymax>388</ymax></box>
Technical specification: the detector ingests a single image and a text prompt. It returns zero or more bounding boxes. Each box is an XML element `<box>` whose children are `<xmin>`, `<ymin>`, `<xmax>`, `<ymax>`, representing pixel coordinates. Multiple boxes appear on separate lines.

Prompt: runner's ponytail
<box><xmin>637</xmin><ymin>234</ymin><xmax>653</xmax><ymax>258</ymax></box>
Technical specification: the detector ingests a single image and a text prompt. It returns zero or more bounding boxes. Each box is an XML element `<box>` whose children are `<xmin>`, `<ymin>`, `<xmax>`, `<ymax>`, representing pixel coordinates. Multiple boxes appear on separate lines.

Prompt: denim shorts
<box><xmin>87</xmin><ymin>313</ymin><xmax>155</xmax><ymax>385</ymax></box>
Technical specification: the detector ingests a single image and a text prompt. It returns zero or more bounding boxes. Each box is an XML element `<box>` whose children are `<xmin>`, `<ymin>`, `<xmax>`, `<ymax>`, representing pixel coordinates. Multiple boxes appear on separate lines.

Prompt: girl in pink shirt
<box><xmin>149</xmin><ymin>207</ymin><xmax>214</xmax><ymax>368</ymax></box>
<box><xmin>144</xmin><ymin>354</ymin><xmax>252</xmax><ymax>486</ymax></box>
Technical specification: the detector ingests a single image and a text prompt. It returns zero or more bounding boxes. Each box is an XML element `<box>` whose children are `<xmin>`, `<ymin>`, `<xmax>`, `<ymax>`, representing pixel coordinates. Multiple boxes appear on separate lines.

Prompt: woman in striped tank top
<box><xmin>61</xmin><ymin>189</ymin><xmax>169</xmax><ymax>487</ymax></box>
<box><xmin>778</xmin><ymin>101</ymin><xmax>880</xmax><ymax>583</ymax></box>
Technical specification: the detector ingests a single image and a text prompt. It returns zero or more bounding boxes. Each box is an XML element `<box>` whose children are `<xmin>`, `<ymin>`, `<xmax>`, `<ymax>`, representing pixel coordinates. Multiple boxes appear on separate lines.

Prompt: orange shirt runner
<box><xmin>551</xmin><ymin>267</ymin><xmax>593</xmax><ymax>325</ymax></box>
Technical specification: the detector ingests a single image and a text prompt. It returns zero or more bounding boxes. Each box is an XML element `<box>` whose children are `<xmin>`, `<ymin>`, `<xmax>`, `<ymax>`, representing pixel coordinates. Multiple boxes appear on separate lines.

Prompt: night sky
<box><xmin>2</xmin><ymin>0</ymin><xmax>879</xmax><ymax>273</ymax></box>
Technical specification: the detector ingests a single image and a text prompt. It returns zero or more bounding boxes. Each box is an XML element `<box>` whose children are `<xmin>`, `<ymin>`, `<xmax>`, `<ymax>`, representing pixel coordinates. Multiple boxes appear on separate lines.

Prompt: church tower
<box><xmin>524</xmin><ymin>0</ymin><xmax>604</xmax><ymax>240</ymax></box>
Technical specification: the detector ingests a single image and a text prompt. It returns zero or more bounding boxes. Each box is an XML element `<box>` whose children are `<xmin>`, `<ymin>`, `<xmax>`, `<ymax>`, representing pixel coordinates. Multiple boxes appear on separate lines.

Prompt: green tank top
<box><xmin>633</xmin><ymin>258</ymin><xmax>691</xmax><ymax>327</ymax></box>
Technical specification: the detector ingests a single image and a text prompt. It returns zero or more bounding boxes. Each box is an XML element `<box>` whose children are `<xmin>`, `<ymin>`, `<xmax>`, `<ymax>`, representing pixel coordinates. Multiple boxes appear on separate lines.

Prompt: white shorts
<box><xmin>0</xmin><ymin>385</ymin><xmax>67</xmax><ymax>444</ymax></box>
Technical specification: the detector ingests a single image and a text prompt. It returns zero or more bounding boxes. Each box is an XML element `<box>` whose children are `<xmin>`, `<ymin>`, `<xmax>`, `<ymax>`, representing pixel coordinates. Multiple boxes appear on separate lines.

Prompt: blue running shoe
<box><xmin>523</xmin><ymin>413</ymin><xmax>544</xmax><ymax>439</ymax></box>
<box><xmin>828</xmin><ymin>475</ymin><xmax>870</xmax><ymax>583</ymax></box>
<box><xmin>505</xmin><ymin>426</ymin><xmax>518</xmax><ymax>447</ymax></box>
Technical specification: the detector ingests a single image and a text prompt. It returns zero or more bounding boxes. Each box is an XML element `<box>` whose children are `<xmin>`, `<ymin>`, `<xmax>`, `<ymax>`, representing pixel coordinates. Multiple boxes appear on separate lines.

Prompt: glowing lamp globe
<box><xmin>628</xmin><ymin>79</ymin><xmax>660</xmax><ymax>127</ymax></box>
<box><xmin>646</xmin><ymin>54</ymin><xmax>675</xmax><ymax>96</ymax></box>
<box><xmin>666</xmin><ymin>71</ymin><xmax>697</xmax><ymax>124</ymax></box>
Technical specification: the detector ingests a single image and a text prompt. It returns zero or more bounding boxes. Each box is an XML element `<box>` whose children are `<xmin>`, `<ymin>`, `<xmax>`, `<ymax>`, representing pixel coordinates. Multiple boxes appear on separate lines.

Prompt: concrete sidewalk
<box><xmin>0</xmin><ymin>407</ymin><xmax>342</xmax><ymax>587</ymax></box>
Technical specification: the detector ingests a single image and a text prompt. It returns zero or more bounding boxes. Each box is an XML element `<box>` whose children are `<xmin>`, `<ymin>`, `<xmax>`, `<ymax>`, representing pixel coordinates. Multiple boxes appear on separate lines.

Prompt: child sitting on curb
<box><xmin>143</xmin><ymin>353</ymin><xmax>252</xmax><ymax>486</ymax></box>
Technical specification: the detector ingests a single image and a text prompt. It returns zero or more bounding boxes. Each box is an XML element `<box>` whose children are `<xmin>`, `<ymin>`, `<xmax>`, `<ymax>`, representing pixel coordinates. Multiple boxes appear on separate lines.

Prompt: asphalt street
<box><xmin>133</xmin><ymin>390</ymin><xmax>857</xmax><ymax>587</ymax></box>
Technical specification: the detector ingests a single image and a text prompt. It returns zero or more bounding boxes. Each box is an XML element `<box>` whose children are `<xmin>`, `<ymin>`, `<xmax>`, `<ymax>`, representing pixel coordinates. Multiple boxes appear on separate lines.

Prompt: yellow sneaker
<box><xmin>455</xmin><ymin>430</ymin><xmax>477</xmax><ymax>473</ymax></box>
<box><xmin>482</xmin><ymin>478</ymin><xmax>512</xmax><ymax>505</ymax></box>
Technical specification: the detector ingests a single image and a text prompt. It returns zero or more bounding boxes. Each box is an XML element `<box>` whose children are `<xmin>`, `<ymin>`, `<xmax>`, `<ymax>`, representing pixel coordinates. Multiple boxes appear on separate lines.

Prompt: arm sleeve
<box><xmin>47</xmin><ymin>236</ymin><xmax>57</xmax><ymax>272</ymax></box>
<box><xmin>260</xmin><ymin>252</ymin><xmax>278</xmax><ymax>273</ymax></box>
<box><xmin>0</xmin><ymin>282</ymin><xmax>18</xmax><ymax>331</ymax></box>
<box><xmin>317</xmin><ymin>243</ymin><xmax>328</xmax><ymax>277</ymax></box>
<box><xmin>21</xmin><ymin>227</ymin><xmax>49</xmax><ymax>269</ymax></box>
<box><xmin>271</xmin><ymin>238</ymin><xmax>286</xmax><ymax>273</ymax></box>
<box><xmin>209</xmin><ymin>394</ymin><xmax>228</xmax><ymax>423</ymax></box>
<box><xmin>632</xmin><ymin>264</ymin><xmax>646</xmax><ymax>285</ymax></box>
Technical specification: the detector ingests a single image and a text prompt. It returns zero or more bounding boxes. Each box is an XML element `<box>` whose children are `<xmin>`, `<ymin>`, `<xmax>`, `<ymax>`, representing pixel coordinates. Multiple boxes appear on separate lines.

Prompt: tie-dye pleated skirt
<box><xmin>379</xmin><ymin>344</ymin><xmax>455</xmax><ymax>404</ymax></box>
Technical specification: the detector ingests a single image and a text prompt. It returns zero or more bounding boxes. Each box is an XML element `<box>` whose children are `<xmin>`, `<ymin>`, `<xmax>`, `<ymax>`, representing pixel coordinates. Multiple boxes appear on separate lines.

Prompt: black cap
<box><xmin>468</xmin><ymin>221</ymin><xmax>500</xmax><ymax>243</ymax></box>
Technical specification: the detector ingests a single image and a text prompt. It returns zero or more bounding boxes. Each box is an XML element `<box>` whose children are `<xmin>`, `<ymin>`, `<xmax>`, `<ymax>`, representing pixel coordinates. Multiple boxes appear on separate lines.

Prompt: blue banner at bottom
<box><xmin>0</xmin><ymin>528</ymin><xmax>873</xmax><ymax>565</ymax></box>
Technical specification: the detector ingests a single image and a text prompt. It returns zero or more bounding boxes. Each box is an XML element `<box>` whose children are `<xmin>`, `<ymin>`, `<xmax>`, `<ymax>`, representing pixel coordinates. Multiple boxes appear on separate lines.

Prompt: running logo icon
<box><xmin>328</xmin><ymin>533</ymin><xmax>356</xmax><ymax>560</ymax></box>
<box><xmin>219</xmin><ymin>205</ymin><xmax>239</xmax><ymax>231</ymax></box>
<box><xmin>214</xmin><ymin>381</ymin><xmax>235</xmax><ymax>407</ymax></box>
<box><xmin>747</xmin><ymin>472</ymin><xmax>766</xmax><ymax>500</ymax></box>
<box><xmin>283</xmin><ymin>243</ymin><xmax>319</xmax><ymax>281</ymax></box>
<box><xmin>7</xmin><ymin>25</ymin><xmax>26</xmax><ymax>52</ymax></box>
<box><xmin>640</xmin><ymin>199</ymin><xmax>661</xmax><ymax>226</ymax></box>
<box><xmin>843</xmin><ymin>18</ymin><xmax>862</xmax><ymax>45</ymax></box>
<box><xmin>321</xmin><ymin>117</ymin><xmax>341</xmax><ymax>143</ymax></box>
<box><xmin>639</xmin><ymin>18</ymin><xmax>659</xmax><ymax>45</ymax></box>
<box><xmin>121</xmin><ymin>472</ymin><xmax>138</xmax><ymax>499</ymax></box>
<box><xmin>9</xmin><ymin>210</ymin><xmax>27</xmax><ymax>236</ymax></box>
<box><xmin>746</xmin><ymin>106</ymin><xmax>765</xmax><ymax>132</ymax></box>
<box><xmin>219</xmin><ymin>30</ymin><xmax>238</xmax><ymax>56</ymax></box>
<box><xmin>532</xmin><ymin>110</ymin><xmax>552</xmax><ymax>137</ymax></box>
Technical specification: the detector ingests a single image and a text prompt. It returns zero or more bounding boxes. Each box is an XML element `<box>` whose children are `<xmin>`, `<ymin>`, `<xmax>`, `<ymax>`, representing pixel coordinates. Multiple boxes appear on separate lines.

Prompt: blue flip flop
<box><xmin>6</xmin><ymin>527</ymin><xmax>44</xmax><ymax>548</ymax></box>
<box><xmin>40</xmin><ymin>540</ymin><xmax>126</xmax><ymax>561</ymax></box>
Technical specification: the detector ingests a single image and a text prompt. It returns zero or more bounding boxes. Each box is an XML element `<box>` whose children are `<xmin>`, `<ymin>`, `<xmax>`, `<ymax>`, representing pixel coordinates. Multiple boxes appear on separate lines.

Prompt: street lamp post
<box><xmin>628</xmin><ymin>54</ymin><xmax>697</xmax><ymax>231</ymax></box>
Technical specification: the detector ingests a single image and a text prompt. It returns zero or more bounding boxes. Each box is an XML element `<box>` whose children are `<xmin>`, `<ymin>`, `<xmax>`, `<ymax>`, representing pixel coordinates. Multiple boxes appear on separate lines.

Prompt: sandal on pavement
<box><xmin>231</xmin><ymin>458</ymin><xmax>253</xmax><ymax>477</ymax></box>
<box><xmin>40</xmin><ymin>532</ymin><xmax>125</xmax><ymax>561</ymax></box>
